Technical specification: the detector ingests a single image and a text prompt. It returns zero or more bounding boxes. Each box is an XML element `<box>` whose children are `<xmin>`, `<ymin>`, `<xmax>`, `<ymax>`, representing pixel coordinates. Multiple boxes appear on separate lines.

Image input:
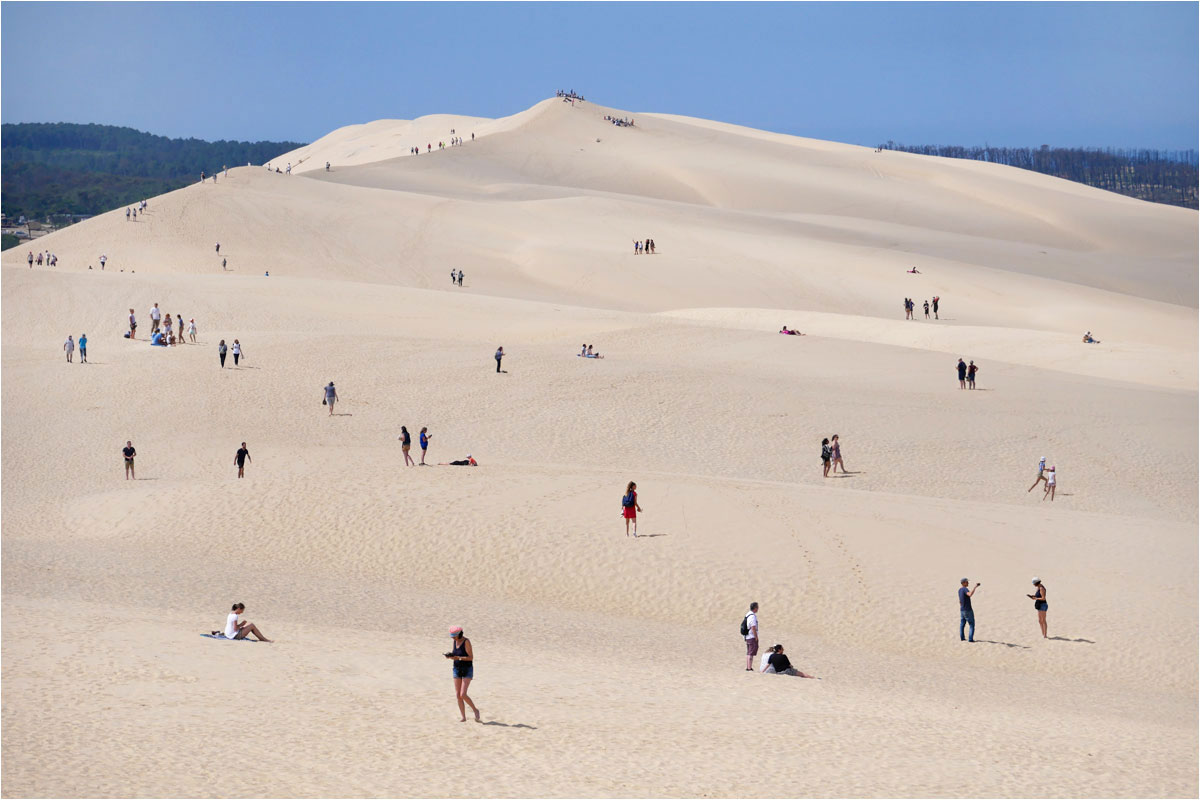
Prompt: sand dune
<box><xmin>3</xmin><ymin>97</ymin><xmax>1196</xmax><ymax>797</ymax></box>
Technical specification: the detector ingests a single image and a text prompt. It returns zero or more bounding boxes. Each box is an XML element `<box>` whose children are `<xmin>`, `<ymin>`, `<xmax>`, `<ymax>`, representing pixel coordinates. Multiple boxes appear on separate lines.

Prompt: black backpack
<box><xmin>740</xmin><ymin>613</ymin><xmax>751</xmax><ymax>637</ymax></box>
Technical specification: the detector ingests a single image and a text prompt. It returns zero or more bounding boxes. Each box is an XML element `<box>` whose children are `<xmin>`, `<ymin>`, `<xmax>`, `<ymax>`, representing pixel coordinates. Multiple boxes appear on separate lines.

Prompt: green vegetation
<box><xmin>876</xmin><ymin>143</ymin><xmax>1198</xmax><ymax>209</ymax></box>
<box><xmin>1</xmin><ymin>233</ymin><xmax>20</xmax><ymax>251</ymax></box>
<box><xmin>1</xmin><ymin>122</ymin><xmax>305</xmax><ymax>220</ymax></box>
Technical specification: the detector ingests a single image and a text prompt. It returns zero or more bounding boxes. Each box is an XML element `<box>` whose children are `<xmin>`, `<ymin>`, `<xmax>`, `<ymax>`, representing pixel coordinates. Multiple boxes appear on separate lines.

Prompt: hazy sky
<box><xmin>3</xmin><ymin>2</ymin><xmax>1196</xmax><ymax>148</ymax></box>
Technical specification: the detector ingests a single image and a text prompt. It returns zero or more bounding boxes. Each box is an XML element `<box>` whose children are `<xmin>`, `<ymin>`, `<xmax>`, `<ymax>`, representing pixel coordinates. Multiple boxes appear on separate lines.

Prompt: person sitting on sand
<box><xmin>586</xmin><ymin>344</ymin><xmax>603</xmax><ymax>358</ymax></box>
<box><xmin>440</xmin><ymin>456</ymin><xmax>478</xmax><ymax>466</ymax></box>
<box><xmin>581</xmin><ymin>344</ymin><xmax>588</xmax><ymax>357</ymax></box>
<box><xmin>221</xmin><ymin>602</ymin><xmax>271</xmax><ymax>641</ymax></box>
<box><xmin>908</xmin><ymin>267</ymin><xmax>921</xmax><ymax>274</ymax></box>
<box><xmin>763</xmin><ymin>644</ymin><xmax>817</xmax><ymax>678</ymax></box>
<box><xmin>1082</xmin><ymin>332</ymin><xmax>1100</xmax><ymax>343</ymax></box>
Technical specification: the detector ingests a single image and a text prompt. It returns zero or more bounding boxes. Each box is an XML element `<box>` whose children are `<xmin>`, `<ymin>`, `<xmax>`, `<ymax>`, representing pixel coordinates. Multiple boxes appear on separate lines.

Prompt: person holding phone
<box><xmin>1027</xmin><ymin>578</ymin><xmax>1048</xmax><ymax>638</ymax></box>
<box><xmin>444</xmin><ymin>626</ymin><xmax>479</xmax><ymax>722</ymax></box>
<box><xmin>959</xmin><ymin>578</ymin><xmax>979</xmax><ymax>642</ymax></box>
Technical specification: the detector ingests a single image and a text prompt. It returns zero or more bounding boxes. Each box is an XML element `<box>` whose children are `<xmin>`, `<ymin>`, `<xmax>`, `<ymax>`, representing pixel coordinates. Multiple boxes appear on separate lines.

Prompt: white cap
<box><xmin>1032</xmin><ymin>577</ymin><xmax>1040</xmax><ymax>584</ymax></box>
<box><xmin>1040</xmin><ymin>456</ymin><xmax>1046</xmax><ymax>462</ymax></box>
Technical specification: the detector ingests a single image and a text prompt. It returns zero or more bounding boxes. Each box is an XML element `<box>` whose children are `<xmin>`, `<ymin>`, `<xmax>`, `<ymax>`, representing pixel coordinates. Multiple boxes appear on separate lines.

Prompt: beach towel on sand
<box><xmin>201</xmin><ymin>633</ymin><xmax>256</xmax><ymax>641</ymax></box>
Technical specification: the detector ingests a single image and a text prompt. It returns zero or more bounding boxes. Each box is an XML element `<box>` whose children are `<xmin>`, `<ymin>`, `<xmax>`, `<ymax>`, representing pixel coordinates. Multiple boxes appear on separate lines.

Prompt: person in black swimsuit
<box><xmin>444</xmin><ymin>626</ymin><xmax>480</xmax><ymax>722</ymax></box>
<box><xmin>235</xmin><ymin>442</ymin><xmax>251</xmax><ymax>478</ymax></box>
<box><xmin>764</xmin><ymin>644</ymin><xmax>817</xmax><ymax>678</ymax></box>
<box><xmin>122</xmin><ymin>441</ymin><xmax>136</xmax><ymax>480</ymax></box>
<box><xmin>1027</xmin><ymin>578</ymin><xmax>1048</xmax><ymax>638</ymax></box>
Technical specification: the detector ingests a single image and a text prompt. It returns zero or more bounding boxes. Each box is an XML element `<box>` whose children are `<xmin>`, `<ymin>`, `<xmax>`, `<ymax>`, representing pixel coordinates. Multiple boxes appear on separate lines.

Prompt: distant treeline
<box><xmin>1</xmin><ymin>122</ymin><xmax>305</xmax><ymax>220</ymax></box>
<box><xmin>876</xmin><ymin>142</ymin><xmax>1198</xmax><ymax>209</ymax></box>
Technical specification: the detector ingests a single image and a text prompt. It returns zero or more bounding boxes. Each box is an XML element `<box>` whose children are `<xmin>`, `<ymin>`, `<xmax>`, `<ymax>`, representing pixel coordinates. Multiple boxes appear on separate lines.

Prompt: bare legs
<box><xmin>1043</xmin><ymin>484</ymin><xmax>1055</xmax><ymax>501</ymax></box>
<box><xmin>823</xmin><ymin>460</ymin><xmax>831</xmax><ymax>478</ymax></box>
<box><xmin>233</xmin><ymin>622</ymin><xmax>271</xmax><ymax>642</ymax></box>
<box><xmin>454</xmin><ymin>677</ymin><xmax>479</xmax><ymax>722</ymax></box>
<box><xmin>404</xmin><ymin>449</ymin><xmax>415</xmax><ymax>467</ymax></box>
<box><xmin>125</xmin><ymin>461</ymin><xmax>135</xmax><ymax>480</ymax></box>
<box><xmin>833</xmin><ymin>457</ymin><xmax>847</xmax><ymax>474</ymax></box>
<box><xmin>1037</xmin><ymin>609</ymin><xmax>1048</xmax><ymax>638</ymax></box>
<box><xmin>1028</xmin><ymin>476</ymin><xmax>1046</xmax><ymax>493</ymax></box>
<box><xmin>625</xmin><ymin>516</ymin><xmax>637</xmax><ymax>537</ymax></box>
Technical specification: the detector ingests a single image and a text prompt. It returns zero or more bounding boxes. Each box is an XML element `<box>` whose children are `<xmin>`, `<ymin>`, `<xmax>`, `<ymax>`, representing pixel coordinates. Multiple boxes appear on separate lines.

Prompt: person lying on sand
<box><xmin>907</xmin><ymin>267</ymin><xmax>921</xmax><ymax>274</ymax></box>
<box><xmin>763</xmin><ymin>644</ymin><xmax>817</xmax><ymax>678</ymax></box>
<box><xmin>439</xmin><ymin>456</ymin><xmax>478</xmax><ymax>466</ymax></box>
<box><xmin>1082</xmin><ymin>332</ymin><xmax>1100</xmax><ymax>343</ymax></box>
<box><xmin>779</xmin><ymin>326</ymin><xmax>805</xmax><ymax>336</ymax></box>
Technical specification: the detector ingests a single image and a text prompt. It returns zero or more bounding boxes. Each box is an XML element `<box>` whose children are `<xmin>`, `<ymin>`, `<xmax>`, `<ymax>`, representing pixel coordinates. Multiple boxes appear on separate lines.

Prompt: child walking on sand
<box><xmin>622</xmin><ymin>481</ymin><xmax>643</xmax><ymax>537</ymax></box>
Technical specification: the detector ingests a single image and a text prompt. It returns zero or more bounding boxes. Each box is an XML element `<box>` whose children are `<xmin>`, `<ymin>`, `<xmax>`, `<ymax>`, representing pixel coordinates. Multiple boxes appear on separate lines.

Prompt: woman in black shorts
<box><xmin>445</xmin><ymin>626</ymin><xmax>480</xmax><ymax>722</ymax></box>
<box><xmin>1027</xmin><ymin>578</ymin><xmax>1048</xmax><ymax>638</ymax></box>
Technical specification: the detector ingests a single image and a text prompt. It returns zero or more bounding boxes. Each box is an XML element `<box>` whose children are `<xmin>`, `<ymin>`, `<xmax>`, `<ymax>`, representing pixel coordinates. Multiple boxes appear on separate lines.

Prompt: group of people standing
<box><xmin>958</xmin><ymin>577</ymin><xmax>1050</xmax><ymax>642</ymax></box>
<box><xmin>955</xmin><ymin>358</ymin><xmax>979</xmax><ymax>389</ymax></box>
<box><xmin>125</xmin><ymin>303</ymin><xmax>198</xmax><ymax>346</ymax></box>
<box><xmin>820</xmin><ymin>435</ymin><xmax>848</xmax><ymax>477</ymax></box>
<box><xmin>124</xmin><ymin>199</ymin><xmax>149</xmax><ymax>221</ymax></box>
<box><xmin>633</xmin><ymin>238</ymin><xmax>656</xmax><ymax>255</ymax></box>
<box><xmin>398</xmin><ymin>426</ymin><xmax>433</xmax><ymax>466</ymax></box>
<box><xmin>63</xmin><ymin>334</ymin><xmax>87</xmax><ymax>363</ymax></box>
<box><xmin>450</xmin><ymin>269</ymin><xmax>464</xmax><ymax>286</ymax></box>
<box><xmin>27</xmin><ymin>250</ymin><xmax>58</xmax><ymax>268</ymax></box>
<box><xmin>904</xmin><ymin>296</ymin><xmax>939</xmax><ymax>319</ymax></box>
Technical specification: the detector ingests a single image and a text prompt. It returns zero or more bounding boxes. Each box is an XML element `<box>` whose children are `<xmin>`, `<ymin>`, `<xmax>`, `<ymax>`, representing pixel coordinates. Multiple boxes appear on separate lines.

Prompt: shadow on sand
<box><xmin>481</xmin><ymin>720</ymin><xmax>537</xmax><ymax>729</ymax></box>
<box><xmin>1049</xmin><ymin>636</ymin><xmax>1095</xmax><ymax>644</ymax></box>
<box><xmin>975</xmin><ymin>639</ymin><xmax>1030</xmax><ymax>650</ymax></box>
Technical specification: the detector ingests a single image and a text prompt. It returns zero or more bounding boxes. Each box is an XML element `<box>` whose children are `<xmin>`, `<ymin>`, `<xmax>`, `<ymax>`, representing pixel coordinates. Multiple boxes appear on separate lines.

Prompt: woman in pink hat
<box><xmin>444</xmin><ymin>626</ymin><xmax>479</xmax><ymax>722</ymax></box>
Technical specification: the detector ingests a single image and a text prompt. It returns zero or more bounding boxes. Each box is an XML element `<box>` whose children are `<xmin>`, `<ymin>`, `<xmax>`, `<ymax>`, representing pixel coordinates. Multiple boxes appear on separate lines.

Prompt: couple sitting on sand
<box><xmin>758</xmin><ymin>643</ymin><xmax>816</xmax><ymax>678</ymax></box>
<box><xmin>779</xmin><ymin>326</ymin><xmax>805</xmax><ymax>336</ymax></box>
<box><xmin>578</xmin><ymin>344</ymin><xmax>604</xmax><ymax>358</ymax></box>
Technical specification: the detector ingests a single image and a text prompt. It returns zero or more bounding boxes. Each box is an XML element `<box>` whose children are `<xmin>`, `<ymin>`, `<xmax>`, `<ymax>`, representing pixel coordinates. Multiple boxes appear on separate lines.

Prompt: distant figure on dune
<box><xmin>586</xmin><ymin>344</ymin><xmax>602</xmax><ymax>358</ymax></box>
<box><xmin>222</xmin><ymin>258</ymin><xmax>227</xmax><ymax>270</ymax></box>
<box><xmin>324</xmin><ymin>381</ymin><xmax>338</xmax><ymax>415</ymax></box>
<box><xmin>821</xmin><ymin>438</ymin><xmax>832</xmax><ymax>478</ymax></box>
<box><xmin>224</xmin><ymin>602</ymin><xmax>271</xmax><ymax>641</ymax></box>
<box><xmin>122</xmin><ymin>440</ymin><xmax>136</xmax><ymax>480</ymax></box>
<box><xmin>763</xmin><ymin>644</ymin><xmax>817</xmax><ymax>678</ymax></box>
<box><xmin>200</xmin><ymin>171</ymin><xmax>205</xmax><ymax>183</ymax></box>
<box><xmin>27</xmin><ymin>251</ymin><xmax>33</xmax><ymax>268</ymax></box>
<box><xmin>176</xmin><ymin>315</ymin><xmax>184</xmax><ymax>342</ymax></box>
<box><xmin>63</xmin><ymin>335</ymin><xmax>74</xmax><ymax>363</ymax></box>
<box><xmin>1041</xmin><ymin>466</ymin><xmax>1056</xmax><ymax>502</ymax></box>
<box><xmin>218</xmin><ymin>340</ymin><xmax>227</xmax><ymax>368</ymax></box>
<box><xmin>957</xmin><ymin>358</ymin><xmax>967</xmax><ymax>389</ymax></box>
<box><xmin>439</xmin><ymin>456</ymin><xmax>477</xmax><ymax>466</ymax></box>
<box><xmin>215</xmin><ymin>242</ymin><xmax>220</xmax><ymax>254</ymax></box>
<box><xmin>444</xmin><ymin>626</ymin><xmax>479</xmax><ymax>722</ymax></box>
<box><xmin>923</xmin><ymin>300</ymin><xmax>930</xmax><ymax>319</ymax></box>
<box><xmin>495</xmin><ymin>346</ymin><xmax>505</xmax><ymax>373</ymax></box>
<box><xmin>903</xmin><ymin>298</ymin><xmax>910</xmax><ymax>319</ymax></box>
<box><xmin>907</xmin><ymin>267</ymin><xmax>921</xmax><ymax>274</ymax></box>
<box><xmin>1027</xmin><ymin>578</ymin><xmax>1048</xmax><ymax>638</ymax></box>
<box><xmin>36</xmin><ymin>253</ymin><xmax>43</xmax><ymax>267</ymax></box>
<box><xmin>126</xmin><ymin>208</ymin><xmax>131</xmax><ymax>221</ymax></box>
<box><xmin>621</xmin><ymin>481</ymin><xmax>642</xmax><ymax>537</ymax></box>
<box><xmin>419</xmin><ymin>427</ymin><xmax>431</xmax><ymax>465</ymax></box>
<box><xmin>325</xmin><ymin>162</ymin><xmax>330</xmax><ymax>171</ymax></box>
<box><xmin>1028</xmin><ymin>457</ymin><xmax>1048</xmax><ymax>493</ymax></box>
<box><xmin>450</xmin><ymin>269</ymin><xmax>456</xmax><ymax>285</ymax></box>
<box><xmin>224</xmin><ymin>165</ymin><xmax>228</xmax><ymax>177</ymax></box>
<box><xmin>78</xmin><ymin>334</ymin><xmax>88</xmax><ymax>363</ymax></box>
<box><xmin>959</xmin><ymin>578</ymin><xmax>979</xmax><ymax>642</ymax></box>
<box><xmin>932</xmin><ymin>296</ymin><xmax>939</xmax><ymax>319</ymax></box>
<box><xmin>128</xmin><ymin>309</ymin><xmax>137</xmax><ymax>339</ymax></box>
<box><xmin>830</xmin><ymin>434</ymin><xmax>847</xmax><ymax>473</ymax></box>
<box><xmin>188</xmin><ymin>319</ymin><xmax>197</xmax><ymax>343</ymax></box>
<box><xmin>1082</xmin><ymin>331</ymin><xmax>1100</xmax><ymax>343</ymax></box>
<box><xmin>779</xmin><ymin>325</ymin><xmax>804</xmax><ymax>336</ymax></box>
<box><xmin>457</xmin><ymin>270</ymin><xmax>464</xmax><ymax>286</ymax></box>
<box><xmin>100</xmin><ymin>254</ymin><xmax>107</xmax><ymax>270</ymax></box>
<box><xmin>235</xmin><ymin>442</ymin><xmax>251</xmax><ymax>478</ymax></box>
<box><xmin>634</xmin><ymin>240</ymin><xmax>641</xmax><ymax>255</ymax></box>
<box><xmin>232</xmin><ymin>339</ymin><xmax>242</xmax><ymax>366</ymax></box>
<box><xmin>150</xmin><ymin>303</ymin><xmax>162</xmax><ymax>334</ymax></box>
<box><xmin>967</xmin><ymin>360</ymin><xmax>979</xmax><ymax>389</ymax></box>
<box><xmin>649</xmin><ymin>239</ymin><xmax>655</xmax><ymax>254</ymax></box>
<box><xmin>742</xmin><ymin>602</ymin><xmax>759</xmax><ymax>671</ymax></box>
<box><xmin>400</xmin><ymin>426</ymin><xmax>415</xmax><ymax>466</ymax></box>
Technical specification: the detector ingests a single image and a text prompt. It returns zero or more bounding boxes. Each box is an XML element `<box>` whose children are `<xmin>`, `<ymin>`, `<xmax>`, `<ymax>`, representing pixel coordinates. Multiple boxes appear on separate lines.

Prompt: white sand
<box><xmin>2</xmin><ymin>97</ymin><xmax>1196</xmax><ymax>798</ymax></box>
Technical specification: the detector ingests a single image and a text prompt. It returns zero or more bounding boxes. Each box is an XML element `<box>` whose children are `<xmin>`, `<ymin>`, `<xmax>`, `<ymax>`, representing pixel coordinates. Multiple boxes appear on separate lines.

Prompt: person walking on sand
<box><xmin>231</xmin><ymin>339</ymin><xmax>242</xmax><ymax>366</ymax></box>
<box><xmin>830</xmin><ymin>434</ymin><xmax>847</xmax><ymax>473</ymax></box>
<box><xmin>100</xmin><ymin>254</ymin><xmax>107</xmax><ymax>270</ymax></box>
<box><xmin>224</xmin><ymin>602</ymin><xmax>271</xmax><ymax>641</ymax></box>
<box><xmin>622</xmin><ymin>481</ymin><xmax>642</xmax><ymax>537</ymax></box>
<box><xmin>27</xmin><ymin>251</ymin><xmax>33</xmax><ymax>268</ymax></box>
<box><xmin>821</xmin><ymin>438</ymin><xmax>832</xmax><ymax>478</ymax></box>
<box><xmin>128</xmin><ymin>309</ymin><xmax>137</xmax><ymax>338</ymax></box>
<box><xmin>399</xmin><ymin>426</ymin><xmax>416</xmax><ymax>466</ymax></box>
<box><xmin>64</xmin><ymin>335</ymin><xmax>75</xmax><ymax>363</ymax></box>
<box><xmin>742</xmin><ymin>602</ymin><xmax>759</xmax><ymax>671</ymax></box>
<box><xmin>1027</xmin><ymin>578</ymin><xmax>1048</xmax><ymax>638</ymax></box>
<box><xmin>445</xmin><ymin>626</ymin><xmax>480</xmax><ymax>722</ymax></box>
<box><xmin>959</xmin><ymin>578</ymin><xmax>979</xmax><ymax>642</ymax></box>
<box><xmin>419</xmin><ymin>427</ymin><xmax>431</xmax><ymax>465</ymax></box>
<box><xmin>215</xmin><ymin>242</ymin><xmax>220</xmax><ymax>255</ymax></box>
<box><xmin>78</xmin><ymin>333</ymin><xmax>88</xmax><ymax>363</ymax></box>
<box><xmin>1028</xmin><ymin>457</ymin><xmax>1048</xmax><ymax>493</ymax></box>
<box><xmin>457</xmin><ymin>269</ymin><xmax>464</xmax><ymax>286</ymax></box>
<box><xmin>222</xmin><ymin>257</ymin><xmax>227</xmax><ymax>271</ymax></box>
<box><xmin>451</xmin><ymin>268</ymin><xmax>457</xmax><ymax>285</ymax></box>
<box><xmin>1042</xmin><ymin>465</ymin><xmax>1056</xmax><ymax>501</ymax></box>
<box><xmin>176</xmin><ymin>315</ymin><xmax>184</xmax><ymax>342</ymax></box>
<box><xmin>495</xmin><ymin>346</ymin><xmax>505</xmax><ymax>373</ymax></box>
<box><xmin>324</xmin><ymin>381</ymin><xmax>338</xmax><ymax>415</ymax></box>
<box><xmin>122</xmin><ymin>441</ymin><xmax>136</xmax><ymax>480</ymax></box>
<box><xmin>218</xmin><ymin>340</ymin><xmax>227</xmax><ymax>368</ymax></box>
<box><xmin>235</xmin><ymin>442</ymin><xmax>251</xmax><ymax>478</ymax></box>
<box><xmin>956</xmin><ymin>358</ymin><xmax>967</xmax><ymax>389</ymax></box>
<box><xmin>967</xmin><ymin>360</ymin><xmax>979</xmax><ymax>389</ymax></box>
<box><xmin>188</xmin><ymin>319</ymin><xmax>197</xmax><ymax>343</ymax></box>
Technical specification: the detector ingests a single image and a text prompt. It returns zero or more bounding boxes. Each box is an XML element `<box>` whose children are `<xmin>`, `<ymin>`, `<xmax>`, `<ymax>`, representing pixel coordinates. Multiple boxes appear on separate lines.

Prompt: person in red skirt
<box><xmin>622</xmin><ymin>481</ymin><xmax>643</xmax><ymax>537</ymax></box>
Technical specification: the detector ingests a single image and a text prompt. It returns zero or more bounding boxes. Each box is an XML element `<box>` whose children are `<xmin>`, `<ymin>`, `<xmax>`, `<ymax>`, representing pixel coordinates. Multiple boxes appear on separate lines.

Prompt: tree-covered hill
<box><xmin>1</xmin><ymin>122</ymin><xmax>305</xmax><ymax>220</ymax></box>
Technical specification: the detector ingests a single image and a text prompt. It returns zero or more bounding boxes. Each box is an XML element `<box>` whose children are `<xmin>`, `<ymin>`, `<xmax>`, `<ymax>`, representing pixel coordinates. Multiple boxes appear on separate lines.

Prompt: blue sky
<box><xmin>3</xmin><ymin>2</ymin><xmax>1196</xmax><ymax>148</ymax></box>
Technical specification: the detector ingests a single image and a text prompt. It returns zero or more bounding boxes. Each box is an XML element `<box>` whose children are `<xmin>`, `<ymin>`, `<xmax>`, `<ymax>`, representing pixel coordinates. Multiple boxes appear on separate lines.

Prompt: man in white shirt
<box><xmin>150</xmin><ymin>303</ymin><xmax>162</xmax><ymax>333</ymax></box>
<box><xmin>744</xmin><ymin>602</ymin><xmax>759</xmax><ymax>671</ymax></box>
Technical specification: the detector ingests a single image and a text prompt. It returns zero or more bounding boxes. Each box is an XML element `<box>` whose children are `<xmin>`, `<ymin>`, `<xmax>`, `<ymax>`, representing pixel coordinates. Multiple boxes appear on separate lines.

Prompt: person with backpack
<box><xmin>621</xmin><ymin>481</ymin><xmax>642</xmax><ymax>537</ymax></box>
<box><xmin>742</xmin><ymin>602</ymin><xmax>759</xmax><ymax>671</ymax></box>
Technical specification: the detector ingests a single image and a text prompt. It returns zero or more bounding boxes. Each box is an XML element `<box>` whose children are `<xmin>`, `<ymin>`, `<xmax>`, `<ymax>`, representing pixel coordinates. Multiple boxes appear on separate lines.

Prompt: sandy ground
<box><xmin>2</xmin><ymin>98</ymin><xmax>1197</xmax><ymax>798</ymax></box>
